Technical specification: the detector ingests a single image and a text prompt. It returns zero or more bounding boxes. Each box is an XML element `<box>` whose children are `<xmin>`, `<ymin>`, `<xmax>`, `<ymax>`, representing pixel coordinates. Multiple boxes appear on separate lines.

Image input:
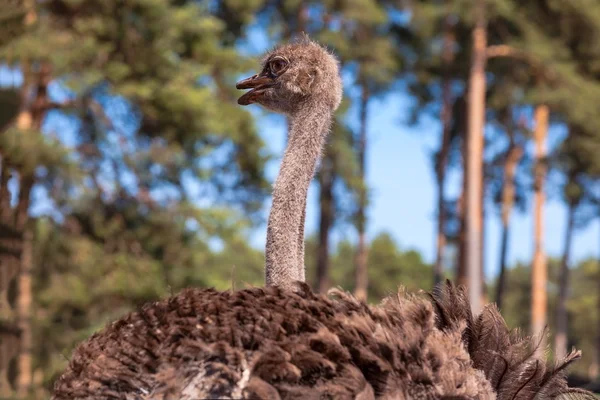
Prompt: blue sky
<box><xmin>250</xmin><ymin>91</ymin><xmax>600</xmax><ymax>280</ymax></box>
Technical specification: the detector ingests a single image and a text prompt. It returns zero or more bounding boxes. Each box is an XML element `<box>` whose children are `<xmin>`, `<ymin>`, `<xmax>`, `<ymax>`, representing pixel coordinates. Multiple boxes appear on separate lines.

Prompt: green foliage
<box><xmin>306</xmin><ymin>232</ymin><xmax>433</xmax><ymax>303</ymax></box>
<box><xmin>492</xmin><ymin>261</ymin><xmax>532</xmax><ymax>331</ymax></box>
<box><xmin>366</xmin><ymin>233</ymin><xmax>434</xmax><ymax>300</ymax></box>
<box><xmin>1</xmin><ymin>0</ymin><xmax>270</xmax><ymax>215</ymax></box>
<box><xmin>0</xmin><ymin>127</ymin><xmax>81</xmax><ymax>178</ymax></box>
<box><xmin>494</xmin><ymin>257</ymin><xmax>600</xmax><ymax>377</ymax></box>
<box><xmin>566</xmin><ymin>259</ymin><xmax>600</xmax><ymax>376</ymax></box>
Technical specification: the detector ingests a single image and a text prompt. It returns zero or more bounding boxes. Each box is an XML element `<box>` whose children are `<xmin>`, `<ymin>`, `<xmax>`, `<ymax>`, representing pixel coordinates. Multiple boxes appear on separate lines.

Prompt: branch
<box><xmin>486</xmin><ymin>44</ymin><xmax>557</xmax><ymax>81</ymax></box>
<box><xmin>486</xmin><ymin>45</ymin><xmax>532</xmax><ymax>61</ymax></box>
<box><xmin>47</xmin><ymin>100</ymin><xmax>78</xmax><ymax>110</ymax></box>
<box><xmin>0</xmin><ymin>165</ymin><xmax>12</xmax><ymax>224</ymax></box>
<box><xmin>88</xmin><ymin>99</ymin><xmax>113</xmax><ymax>128</ymax></box>
<box><xmin>14</xmin><ymin>176</ymin><xmax>33</xmax><ymax>232</ymax></box>
<box><xmin>37</xmin><ymin>99</ymin><xmax>78</xmax><ymax>113</ymax></box>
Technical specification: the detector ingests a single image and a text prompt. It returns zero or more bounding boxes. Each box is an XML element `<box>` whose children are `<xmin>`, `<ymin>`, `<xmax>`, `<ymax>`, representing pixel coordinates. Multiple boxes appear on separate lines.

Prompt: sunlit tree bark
<box><xmin>531</xmin><ymin>104</ymin><xmax>549</xmax><ymax>353</ymax></box>
<box><xmin>465</xmin><ymin>0</ymin><xmax>487</xmax><ymax>313</ymax></box>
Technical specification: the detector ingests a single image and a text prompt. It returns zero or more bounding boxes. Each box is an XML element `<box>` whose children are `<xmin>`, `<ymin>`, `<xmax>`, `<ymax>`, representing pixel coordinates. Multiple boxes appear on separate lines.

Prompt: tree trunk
<box><xmin>16</xmin><ymin>227</ymin><xmax>32</xmax><ymax>397</ymax></box>
<box><xmin>456</xmin><ymin>96</ymin><xmax>468</xmax><ymax>286</ymax></box>
<box><xmin>14</xmin><ymin>178</ymin><xmax>33</xmax><ymax>396</ymax></box>
<box><xmin>496</xmin><ymin>222</ymin><xmax>509</xmax><ymax>307</ymax></box>
<box><xmin>0</xmin><ymin>220</ymin><xmax>22</xmax><ymax>398</ymax></box>
<box><xmin>456</xmin><ymin>142</ymin><xmax>467</xmax><ymax>286</ymax></box>
<box><xmin>465</xmin><ymin>0</ymin><xmax>487</xmax><ymax>314</ymax></box>
<box><xmin>481</xmin><ymin>176</ymin><xmax>487</xmax><ymax>304</ymax></box>
<box><xmin>596</xmin><ymin>208</ymin><xmax>600</xmax><ymax>379</ymax></box>
<box><xmin>12</xmin><ymin>64</ymin><xmax>49</xmax><ymax>397</ymax></box>
<box><xmin>434</xmin><ymin>14</ymin><xmax>455</xmax><ymax>287</ymax></box>
<box><xmin>496</xmin><ymin>143</ymin><xmax>523</xmax><ymax>309</ymax></box>
<box><xmin>315</xmin><ymin>156</ymin><xmax>335</xmax><ymax>293</ymax></box>
<box><xmin>531</xmin><ymin>104</ymin><xmax>549</xmax><ymax>353</ymax></box>
<box><xmin>0</xmin><ymin>4</ymin><xmax>38</xmax><ymax>395</ymax></box>
<box><xmin>281</xmin><ymin>3</ymin><xmax>308</xmax><ymax>142</ymax></box>
<box><xmin>0</xmin><ymin>165</ymin><xmax>20</xmax><ymax>309</ymax></box>
<box><xmin>0</xmin><ymin>91</ymin><xmax>31</xmax><ymax>400</ymax></box>
<box><xmin>0</xmin><ymin>162</ymin><xmax>11</xmax><ymax>222</ymax></box>
<box><xmin>554</xmin><ymin>201</ymin><xmax>576</xmax><ymax>361</ymax></box>
<box><xmin>354</xmin><ymin>83</ymin><xmax>369</xmax><ymax>301</ymax></box>
<box><xmin>277</xmin><ymin>3</ymin><xmax>308</xmax><ymax>41</ymax></box>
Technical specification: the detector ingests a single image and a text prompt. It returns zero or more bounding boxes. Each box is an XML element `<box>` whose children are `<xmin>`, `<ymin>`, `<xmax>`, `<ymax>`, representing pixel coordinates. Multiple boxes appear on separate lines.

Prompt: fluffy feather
<box><xmin>53</xmin><ymin>281</ymin><xmax>592</xmax><ymax>399</ymax></box>
<box><xmin>53</xmin><ymin>283</ymin><xmax>491</xmax><ymax>399</ymax></box>
<box><xmin>53</xmin><ymin>281</ymin><xmax>594</xmax><ymax>399</ymax></box>
<box><xmin>430</xmin><ymin>280</ymin><xmax>596</xmax><ymax>399</ymax></box>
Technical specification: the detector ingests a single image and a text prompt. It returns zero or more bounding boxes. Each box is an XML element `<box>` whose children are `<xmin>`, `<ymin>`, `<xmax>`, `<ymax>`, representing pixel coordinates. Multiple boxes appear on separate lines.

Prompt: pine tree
<box><xmin>552</xmin><ymin>124</ymin><xmax>600</xmax><ymax>361</ymax></box>
<box><xmin>530</xmin><ymin>103</ymin><xmax>549</xmax><ymax>349</ymax></box>
<box><xmin>492</xmin><ymin>107</ymin><xmax>526</xmax><ymax>310</ymax></box>
<box><xmin>314</xmin><ymin>120</ymin><xmax>357</xmax><ymax>293</ymax></box>
<box><xmin>318</xmin><ymin>0</ymin><xmax>398</xmax><ymax>300</ymax></box>
<box><xmin>0</xmin><ymin>0</ymin><xmax>270</xmax><ymax>393</ymax></box>
<box><xmin>434</xmin><ymin>9</ymin><xmax>456</xmax><ymax>286</ymax></box>
<box><xmin>465</xmin><ymin>0</ymin><xmax>487</xmax><ymax>313</ymax></box>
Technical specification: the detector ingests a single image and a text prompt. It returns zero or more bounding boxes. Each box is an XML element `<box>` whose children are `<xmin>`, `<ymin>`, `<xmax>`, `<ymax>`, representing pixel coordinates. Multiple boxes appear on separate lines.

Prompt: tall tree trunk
<box><xmin>0</xmin><ymin>165</ymin><xmax>20</xmax><ymax>310</ymax></box>
<box><xmin>594</xmin><ymin>208</ymin><xmax>600</xmax><ymax>379</ymax></box>
<box><xmin>277</xmin><ymin>3</ymin><xmax>308</xmax><ymax>41</ymax></box>
<box><xmin>481</xmin><ymin>176</ymin><xmax>487</xmax><ymax>303</ymax></box>
<box><xmin>16</xmin><ymin>227</ymin><xmax>32</xmax><ymax>397</ymax></box>
<box><xmin>554</xmin><ymin>201</ymin><xmax>576</xmax><ymax>361</ymax></box>
<box><xmin>496</xmin><ymin>220</ymin><xmax>509</xmax><ymax>307</ymax></box>
<box><xmin>434</xmin><ymin>14</ymin><xmax>455</xmax><ymax>286</ymax></box>
<box><xmin>0</xmin><ymin>81</ymin><xmax>31</xmax><ymax>400</ymax></box>
<box><xmin>0</xmin><ymin>219</ymin><xmax>22</xmax><ymax>397</ymax></box>
<box><xmin>315</xmin><ymin>156</ymin><xmax>335</xmax><ymax>293</ymax></box>
<box><xmin>13</xmin><ymin>62</ymin><xmax>49</xmax><ymax>397</ymax></box>
<box><xmin>456</xmin><ymin>96</ymin><xmax>468</xmax><ymax>286</ymax></box>
<box><xmin>496</xmin><ymin>142</ymin><xmax>523</xmax><ymax>309</ymax></box>
<box><xmin>456</xmin><ymin>137</ymin><xmax>467</xmax><ymax>286</ymax></box>
<box><xmin>281</xmin><ymin>3</ymin><xmax>308</xmax><ymax>143</ymax></box>
<box><xmin>531</xmin><ymin>104</ymin><xmax>549</xmax><ymax>352</ymax></box>
<box><xmin>465</xmin><ymin>0</ymin><xmax>487</xmax><ymax>314</ymax></box>
<box><xmin>354</xmin><ymin>83</ymin><xmax>369</xmax><ymax>301</ymax></box>
<box><xmin>0</xmin><ymin>4</ymin><xmax>38</xmax><ymax>395</ymax></box>
<box><xmin>296</xmin><ymin>4</ymin><xmax>308</xmax><ymax>35</ymax></box>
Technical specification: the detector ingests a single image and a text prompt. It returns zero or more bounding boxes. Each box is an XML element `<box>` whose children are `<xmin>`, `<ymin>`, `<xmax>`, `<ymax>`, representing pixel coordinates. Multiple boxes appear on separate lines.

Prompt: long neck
<box><xmin>265</xmin><ymin>101</ymin><xmax>333</xmax><ymax>291</ymax></box>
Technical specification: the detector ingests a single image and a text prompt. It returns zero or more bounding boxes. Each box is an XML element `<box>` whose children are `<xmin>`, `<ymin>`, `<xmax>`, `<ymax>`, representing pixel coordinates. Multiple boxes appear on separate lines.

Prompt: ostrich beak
<box><xmin>236</xmin><ymin>74</ymin><xmax>275</xmax><ymax>105</ymax></box>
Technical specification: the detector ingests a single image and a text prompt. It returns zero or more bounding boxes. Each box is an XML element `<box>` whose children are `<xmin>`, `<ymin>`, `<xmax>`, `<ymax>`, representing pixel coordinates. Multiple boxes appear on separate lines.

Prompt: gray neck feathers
<box><xmin>265</xmin><ymin>101</ymin><xmax>333</xmax><ymax>290</ymax></box>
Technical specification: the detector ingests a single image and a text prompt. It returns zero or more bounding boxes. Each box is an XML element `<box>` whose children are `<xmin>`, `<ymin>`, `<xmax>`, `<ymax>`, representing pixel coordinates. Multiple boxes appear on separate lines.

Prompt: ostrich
<box><xmin>52</xmin><ymin>38</ymin><xmax>593</xmax><ymax>399</ymax></box>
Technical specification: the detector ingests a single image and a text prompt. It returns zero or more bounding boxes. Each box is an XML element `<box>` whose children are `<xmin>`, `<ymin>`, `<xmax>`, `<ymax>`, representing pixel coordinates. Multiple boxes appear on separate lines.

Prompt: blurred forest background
<box><xmin>1</xmin><ymin>0</ymin><xmax>600</xmax><ymax>398</ymax></box>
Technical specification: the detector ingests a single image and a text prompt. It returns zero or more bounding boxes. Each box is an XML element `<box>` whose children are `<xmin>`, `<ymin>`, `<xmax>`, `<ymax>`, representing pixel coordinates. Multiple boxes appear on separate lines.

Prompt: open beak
<box><xmin>236</xmin><ymin>73</ymin><xmax>275</xmax><ymax>105</ymax></box>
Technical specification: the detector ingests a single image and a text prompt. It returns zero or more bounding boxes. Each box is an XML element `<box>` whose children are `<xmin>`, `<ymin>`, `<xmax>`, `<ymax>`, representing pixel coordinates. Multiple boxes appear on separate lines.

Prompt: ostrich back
<box><xmin>53</xmin><ymin>282</ymin><xmax>593</xmax><ymax>400</ymax></box>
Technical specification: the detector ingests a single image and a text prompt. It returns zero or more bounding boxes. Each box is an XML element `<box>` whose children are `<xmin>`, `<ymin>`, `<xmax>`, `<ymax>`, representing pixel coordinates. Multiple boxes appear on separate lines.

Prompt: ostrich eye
<box><xmin>269</xmin><ymin>58</ymin><xmax>288</xmax><ymax>76</ymax></box>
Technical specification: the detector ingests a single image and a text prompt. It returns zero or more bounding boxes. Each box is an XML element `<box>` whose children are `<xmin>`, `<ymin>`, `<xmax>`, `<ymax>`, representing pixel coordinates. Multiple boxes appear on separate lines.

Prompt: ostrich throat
<box><xmin>265</xmin><ymin>100</ymin><xmax>332</xmax><ymax>290</ymax></box>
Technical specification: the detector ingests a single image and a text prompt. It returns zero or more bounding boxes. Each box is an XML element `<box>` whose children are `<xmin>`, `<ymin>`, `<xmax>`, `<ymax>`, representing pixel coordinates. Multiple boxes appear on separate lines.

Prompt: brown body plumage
<box><xmin>53</xmin><ymin>282</ymin><xmax>592</xmax><ymax>399</ymax></box>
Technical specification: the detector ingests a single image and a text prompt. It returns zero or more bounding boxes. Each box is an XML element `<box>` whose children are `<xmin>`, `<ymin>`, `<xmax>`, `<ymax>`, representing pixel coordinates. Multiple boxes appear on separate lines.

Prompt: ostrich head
<box><xmin>237</xmin><ymin>38</ymin><xmax>342</xmax><ymax>115</ymax></box>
